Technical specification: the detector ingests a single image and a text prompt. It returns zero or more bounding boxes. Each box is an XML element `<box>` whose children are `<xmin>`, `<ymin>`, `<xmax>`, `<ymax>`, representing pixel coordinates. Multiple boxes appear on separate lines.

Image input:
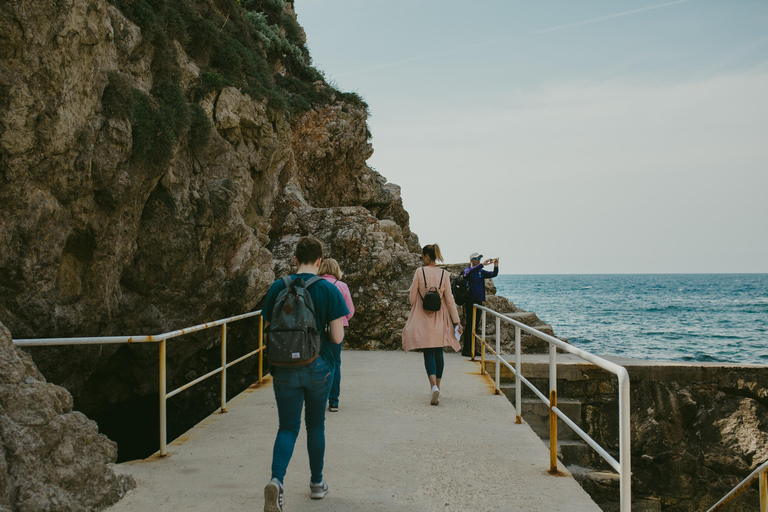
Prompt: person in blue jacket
<box><xmin>461</xmin><ymin>252</ymin><xmax>499</xmax><ymax>357</ymax></box>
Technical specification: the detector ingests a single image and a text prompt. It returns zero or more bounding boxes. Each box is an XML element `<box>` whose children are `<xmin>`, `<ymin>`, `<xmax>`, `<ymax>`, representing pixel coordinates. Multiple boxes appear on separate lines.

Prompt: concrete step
<box><xmin>557</xmin><ymin>439</ymin><xmax>595</xmax><ymax>468</ymax></box>
<box><xmin>567</xmin><ymin>465</ymin><xmax>623</xmax><ymax>512</ymax></box>
<box><xmin>498</xmin><ymin>385</ymin><xmax>583</xmax><ymax>441</ymax></box>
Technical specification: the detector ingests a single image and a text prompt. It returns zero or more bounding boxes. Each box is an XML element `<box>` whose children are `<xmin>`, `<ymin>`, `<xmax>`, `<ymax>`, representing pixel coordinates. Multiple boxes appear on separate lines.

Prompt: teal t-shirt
<box><xmin>261</xmin><ymin>273</ymin><xmax>349</xmax><ymax>370</ymax></box>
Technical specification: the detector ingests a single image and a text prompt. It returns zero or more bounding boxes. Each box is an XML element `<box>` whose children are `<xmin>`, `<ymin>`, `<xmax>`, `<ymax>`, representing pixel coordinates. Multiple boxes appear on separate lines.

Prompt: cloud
<box><xmin>371</xmin><ymin>67</ymin><xmax>768</xmax><ymax>272</ymax></box>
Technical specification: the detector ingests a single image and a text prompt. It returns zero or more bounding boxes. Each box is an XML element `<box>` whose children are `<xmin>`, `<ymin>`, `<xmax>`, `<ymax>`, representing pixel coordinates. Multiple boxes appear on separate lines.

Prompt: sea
<box><xmin>493</xmin><ymin>274</ymin><xmax>768</xmax><ymax>365</ymax></box>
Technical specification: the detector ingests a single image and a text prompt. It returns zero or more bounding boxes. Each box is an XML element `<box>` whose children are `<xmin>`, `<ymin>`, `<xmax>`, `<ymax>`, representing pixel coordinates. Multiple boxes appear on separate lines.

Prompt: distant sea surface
<box><xmin>493</xmin><ymin>274</ymin><xmax>768</xmax><ymax>365</ymax></box>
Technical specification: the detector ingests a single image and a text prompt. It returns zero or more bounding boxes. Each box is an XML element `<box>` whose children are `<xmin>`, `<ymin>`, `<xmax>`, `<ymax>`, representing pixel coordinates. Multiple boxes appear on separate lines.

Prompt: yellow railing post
<box><xmin>494</xmin><ymin>315</ymin><xmax>501</xmax><ymax>395</ymax></box>
<box><xmin>514</xmin><ymin>325</ymin><xmax>522</xmax><ymax>424</ymax></box>
<box><xmin>549</xmin><ymin>341</ymin><xmax>558</xmax><ymax>474</ymax></box>
<box><xmin>220</xmin><ymin>323</ymin><xmax>227</xmax><ymax>413</ymax></box>
<box><xmin>471</xmin><ymin>305</ymin><xmax>477</xmax><ymax>361</ymax></box>
<box><xmin>258</xmin><ymin>315</ymin><xmax>264</xmax><ymax>384</ymax></box>
<box><xmin>159</xmin><ymin>339</ymin><xmax>167</xmax><ymax>457</ymax></box>
<box><xmin>549</xmin><ymin>389</ymin><xmax>558</xmax><ymax>474</ymax></box>
<box><xmin>480</xmin><ymin>309</ymin><xmax>486</xmax><ymax>374</ymax></box>
<box><xmin>761</xmin><ymin>469</ymin><xmax>767</xmax><ymax>512</ymax></box>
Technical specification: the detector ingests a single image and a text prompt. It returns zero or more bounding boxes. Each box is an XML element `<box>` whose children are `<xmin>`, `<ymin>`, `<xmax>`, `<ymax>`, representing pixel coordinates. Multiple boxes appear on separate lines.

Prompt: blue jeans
<box><xmin>423</xmin><ymin>347</ymin><xmax>444</xmax><ymax>379</ymax></box>
<box><xmin>270</xmin><ymin>358</ymin><xmax>332</xmax><ymax>484</ymax></box>
<box><xmin>328</xmin><ymin>337</ymin><xmax>343</xmax><ymax>407</ymax></box>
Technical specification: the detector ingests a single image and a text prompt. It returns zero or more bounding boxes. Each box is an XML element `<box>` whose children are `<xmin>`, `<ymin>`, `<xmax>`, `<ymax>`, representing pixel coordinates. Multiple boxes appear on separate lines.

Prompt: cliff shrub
<box><xmin>102</xmin><ymin>72</ymin><xmax>135</xmax><ymax>119</ymax></box>
<box><xmin>191</xmin><ymin>71</ymin><xmax>233</xmax><ymax>101</ymax></box>
<box><xmin>129</xmin><ymin>85</ymin><xmax>190</xmax><ymax>163</ymax></box>
<box><xmin>188</xmin><ymin>104</ymin><xmax>212</xmax><ymax>148</ymax></box>
<box><xmin>108</xmin><ymin>0</ymin><xmax>370</xmax><ymax>158</ymax></box>
<box><xmin>129</xmin><ymin>90</ymin><xmax>158</xmax><ymax>159</ymax></box>
<box><xmin>153</xmin><ymin>80</ymin><xmax>191</xmax><ymax>137</ymax></box>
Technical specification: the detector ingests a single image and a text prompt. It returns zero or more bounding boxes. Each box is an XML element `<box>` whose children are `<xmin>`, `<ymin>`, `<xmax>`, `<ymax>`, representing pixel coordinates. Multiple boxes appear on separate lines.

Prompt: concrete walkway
<box><xmin>109</xmin><ymin>351</ymin><xmax>601</xmax><ymax>512</ymax></box>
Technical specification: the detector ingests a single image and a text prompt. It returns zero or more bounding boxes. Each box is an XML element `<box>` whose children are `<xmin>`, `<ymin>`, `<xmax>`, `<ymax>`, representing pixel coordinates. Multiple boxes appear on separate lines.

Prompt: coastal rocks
<box><xmin>628</xmin><ymin>369</ymin><xmax>768</xmax><ymax>511</ymax></box>
<box><xmin>528</xmin><ymin>363</ymin><xmax>768</xmax><ymax>511</ymax></box>
<box><xmin>0</xmin><ymin>321</ymin><xmax>135</xmax><ymax>511</ymax></box>
<box><xmin>268</xmin><ymin>202</ymin><xmax>420</xmax><ymax>349</ymax></box>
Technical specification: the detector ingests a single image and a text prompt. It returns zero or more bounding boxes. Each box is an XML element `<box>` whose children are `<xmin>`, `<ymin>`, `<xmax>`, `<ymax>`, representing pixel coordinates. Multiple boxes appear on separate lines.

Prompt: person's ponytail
<box><xmin>422</xmin><ymin>244</ymin><xmax>444</xmax><ymax>263</ymax></box>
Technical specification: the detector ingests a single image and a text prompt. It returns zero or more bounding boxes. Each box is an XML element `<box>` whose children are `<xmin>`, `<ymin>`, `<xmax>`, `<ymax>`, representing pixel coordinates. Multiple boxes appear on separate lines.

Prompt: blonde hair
<box><xmin>319</xmin><ymin>258</ymin><xmax>342</xmax><ymax>280</ymax></box>
<box><xmin>422</xmin><ymin>244</ymin><xmax>443</xmax><ymax>263</ymax></box>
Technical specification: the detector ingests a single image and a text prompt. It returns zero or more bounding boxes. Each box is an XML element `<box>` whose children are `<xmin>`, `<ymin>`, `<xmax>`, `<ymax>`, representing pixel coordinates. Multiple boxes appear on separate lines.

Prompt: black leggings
<box><xmin>423</xmin><ymin>348</ymin><xmax>444</xmax><ymax>378</ymax></box>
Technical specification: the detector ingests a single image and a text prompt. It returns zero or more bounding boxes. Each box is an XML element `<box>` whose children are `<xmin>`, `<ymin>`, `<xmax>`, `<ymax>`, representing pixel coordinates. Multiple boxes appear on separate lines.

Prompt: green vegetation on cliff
<box><xmin>103</xmin><ymin>0</ymin><xmax>367</xmax><ymax>162</ymax></box>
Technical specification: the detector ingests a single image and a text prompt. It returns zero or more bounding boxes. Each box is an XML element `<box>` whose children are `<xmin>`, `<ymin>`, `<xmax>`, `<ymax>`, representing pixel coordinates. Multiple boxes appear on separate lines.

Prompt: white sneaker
<box><xmin>430</xmin><ymin>388</ymin><xmax>440</xmax><ymax>405</ymax></box>
<box><xmin>310</xmin><ymin>480</ymin><xmax>329</xmax><ymax>499</ymax></box>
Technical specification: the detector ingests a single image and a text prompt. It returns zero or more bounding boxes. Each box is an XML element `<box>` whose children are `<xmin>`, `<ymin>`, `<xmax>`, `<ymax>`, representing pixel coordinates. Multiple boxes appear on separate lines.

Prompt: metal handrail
<box><xmin>13</xmin><ymin>310</ymin><xmax>264</xmax><ymax>457</ymax></box>
<box><xmin>706</xmin><ymin>459</ymin><xmax>768</xmax><ymax>511</ymax></box>
<box><xmin>471</xmin><ymin>304</ymin><xmax>632</xmax><ymax>512</ymax></box>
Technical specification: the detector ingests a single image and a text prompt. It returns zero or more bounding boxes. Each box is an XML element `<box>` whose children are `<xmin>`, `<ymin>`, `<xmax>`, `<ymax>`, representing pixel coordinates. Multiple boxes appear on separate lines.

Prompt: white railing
<box><xmin>706</xmin><ymin>459</ymin><xmax>768</xmax><ymax>511</ymax></box>
<box><xmin>470</xmin><ymin>304</ymin><xmax>631</xmax><ymax>512</ymax></box>
<box><xmin>13</xmin><ymin>310</ymin><xmax>264</xmax><ymax>457</ymax></box>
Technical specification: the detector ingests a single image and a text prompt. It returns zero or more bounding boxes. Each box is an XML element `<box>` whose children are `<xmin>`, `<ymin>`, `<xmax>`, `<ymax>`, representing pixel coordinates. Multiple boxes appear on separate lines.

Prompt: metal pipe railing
<box><xmin>706</xmin><ymin>458</ymin><xmax>768</xmax><ymax>512</ymax></box>
<box><xmin>472</xmin><ymin>304</ymin><xmax>632</xmax><ymax>511</ymax></box>
<box><xmin>14</xmin><ymin>310</ymin><xmax>263</xmax><ymax>457</ymax></box>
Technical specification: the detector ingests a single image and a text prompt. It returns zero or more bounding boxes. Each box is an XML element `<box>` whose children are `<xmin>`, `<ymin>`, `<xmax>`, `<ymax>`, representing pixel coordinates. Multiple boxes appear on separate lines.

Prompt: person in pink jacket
<box><xmin>401</xmin><ymin>244</ymin><xmax>463</xmax><ymax>405</ymax></box>
<box><xmin>319</xmin><ymin>258</ymin><xmax>355</xmax><ymax>412</ymax></box>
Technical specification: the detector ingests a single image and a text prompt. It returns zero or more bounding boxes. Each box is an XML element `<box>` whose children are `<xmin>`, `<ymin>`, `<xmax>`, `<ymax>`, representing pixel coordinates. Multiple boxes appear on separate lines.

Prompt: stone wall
<box><xmin>516</xmin><ymin>359</ymin><xmax>768</xmax><ymax>511</ymax></box>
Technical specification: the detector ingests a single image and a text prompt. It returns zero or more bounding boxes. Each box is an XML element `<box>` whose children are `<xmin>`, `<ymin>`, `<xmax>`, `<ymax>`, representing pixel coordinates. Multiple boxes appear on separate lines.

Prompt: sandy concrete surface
<box><xmin>110</xmin><ymin>351</ymin><xmax>601</xmax><ymax>511</ymax></box>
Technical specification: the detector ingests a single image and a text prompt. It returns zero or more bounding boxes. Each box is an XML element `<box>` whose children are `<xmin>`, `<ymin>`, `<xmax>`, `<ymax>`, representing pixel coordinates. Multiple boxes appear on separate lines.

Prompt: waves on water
<box><xmin>493</xmin><ymin>273</ymin><xmax>768</xmax><ymax>364</ymax></box>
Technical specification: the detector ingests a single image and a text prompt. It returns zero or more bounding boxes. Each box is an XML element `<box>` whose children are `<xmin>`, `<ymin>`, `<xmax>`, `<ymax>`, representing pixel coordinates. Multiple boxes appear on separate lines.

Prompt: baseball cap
<box><xmin>469</xmin><ymin>252</ymin><xmax>483</xmax><ymax>260</ymax></box>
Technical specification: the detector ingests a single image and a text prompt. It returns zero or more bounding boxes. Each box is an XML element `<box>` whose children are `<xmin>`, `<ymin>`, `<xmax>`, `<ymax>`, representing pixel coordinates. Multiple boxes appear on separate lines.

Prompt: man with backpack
<box><xmin>461</xmin><ymin>252</ymin><xmax>499</xmax><ymax>357</ymax></box>
<box><xmin>261</xmin><ymin>236</ymin><xmax>349</xmax><ymax>512</ymax></box>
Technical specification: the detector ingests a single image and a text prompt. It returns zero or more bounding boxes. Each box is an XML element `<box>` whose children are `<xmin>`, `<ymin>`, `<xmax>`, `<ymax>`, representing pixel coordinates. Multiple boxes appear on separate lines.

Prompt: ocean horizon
<box><xmin>493</xmin><ymin>273</ymin><xmax>768</xmax><ymax>365</ymax></box>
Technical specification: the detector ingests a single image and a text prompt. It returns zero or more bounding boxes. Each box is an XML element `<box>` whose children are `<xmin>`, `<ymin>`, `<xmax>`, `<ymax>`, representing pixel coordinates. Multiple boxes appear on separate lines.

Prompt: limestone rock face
<box><xmin>0</xmin><ymin>0</ymin><xmax>423</xmax><ymax>459</ymax></box>
<box><xmin>0</xmin><ymin>321</ymin><xmax>136</xmax><ymax>511</ymax></box>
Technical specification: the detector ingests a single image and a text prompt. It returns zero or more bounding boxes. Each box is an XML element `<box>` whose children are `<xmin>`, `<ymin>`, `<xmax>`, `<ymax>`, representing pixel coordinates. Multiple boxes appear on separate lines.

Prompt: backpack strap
<box><xmin>418</xmin><ymin>267</ymin><xmax>427</xmax><ymax>301</ymax></box>
<box><xmin>281</xmin><ymin>275</ymin><xmax>292</xmax><ymax>290</ymax></box>
<box><xmin>289</xmin><ymin>275</ymin><xmax>321</xmax><ymax>316</ymax></box>
<box><xmin>419</xmin><ymin>267</ymin><xmax>442</xmax><ymax>296</ymax></box>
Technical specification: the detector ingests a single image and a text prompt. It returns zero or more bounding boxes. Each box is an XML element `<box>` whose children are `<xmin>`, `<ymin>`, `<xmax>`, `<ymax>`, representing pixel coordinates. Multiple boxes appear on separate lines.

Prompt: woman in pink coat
<box><xmin>319</xmin><ymin>258</ymin><xmax>355</xmax><ymax>412</ymax></box>
<box><xmin>402</xmin><ymin>244</ymin><xmax>463</xmax><ymax>405</ymax></box>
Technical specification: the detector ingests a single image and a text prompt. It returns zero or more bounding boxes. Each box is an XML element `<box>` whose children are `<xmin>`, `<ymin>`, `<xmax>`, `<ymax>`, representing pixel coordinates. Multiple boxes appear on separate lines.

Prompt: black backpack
<box><xmin>420</xmin><ymin>268</ymin><xmax>444</xmax><ymax>312</ymax></box>
<box><xmin>265</xmin><ymin>276</ymin><xmax>323</xmax><ymax>366</ymax></box>
<box><xmin>451</xmin><ymin>272</ymin><xmax>470</xmax><ymax>304</ymax></box>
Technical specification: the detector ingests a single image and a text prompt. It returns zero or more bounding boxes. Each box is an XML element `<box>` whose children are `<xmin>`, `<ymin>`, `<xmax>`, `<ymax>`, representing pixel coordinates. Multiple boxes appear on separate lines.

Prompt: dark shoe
<box><xmin>328</xmin><ymin>404</ymin><xmax>339</xmax><ymax>412</ymax></box>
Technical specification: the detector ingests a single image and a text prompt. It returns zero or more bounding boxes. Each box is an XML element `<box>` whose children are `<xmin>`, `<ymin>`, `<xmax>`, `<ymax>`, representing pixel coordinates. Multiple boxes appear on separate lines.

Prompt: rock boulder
<box><xmin>0</xmin><ymin>321</ymin><xmax>135</xmax><ymax>511</ymax></box>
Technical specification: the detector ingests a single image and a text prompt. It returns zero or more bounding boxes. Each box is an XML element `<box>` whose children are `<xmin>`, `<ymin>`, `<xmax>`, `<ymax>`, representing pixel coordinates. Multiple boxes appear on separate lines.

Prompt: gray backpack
<box><xmin>265</xmin><ymin>276</ymin><xmax>323</xmax><ymax>366</ymax></box>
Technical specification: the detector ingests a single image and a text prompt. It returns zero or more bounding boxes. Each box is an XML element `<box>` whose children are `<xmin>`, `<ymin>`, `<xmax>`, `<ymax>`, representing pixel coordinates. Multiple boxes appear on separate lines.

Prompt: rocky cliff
<box><xmin>0</xmin><ymin>320</ymin><xmax>135</xmax><ymax>511</ymax></box>
<box><xmin>0</xmin><ymin>0</ymin><xmax>425</xmax><ymax>467</ymax></box>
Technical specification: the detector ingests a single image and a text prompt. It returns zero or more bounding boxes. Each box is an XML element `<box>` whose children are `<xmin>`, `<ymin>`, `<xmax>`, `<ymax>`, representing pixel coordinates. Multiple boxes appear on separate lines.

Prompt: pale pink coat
<box><xmin>401</xmin><ymin>265</ymin><xmax>461</xmax><ymax>352</ymax></box>
<box><xmin>320</xmin><ymin>274</ymin><xmax>355</xmax><ymax>326</ymax></box>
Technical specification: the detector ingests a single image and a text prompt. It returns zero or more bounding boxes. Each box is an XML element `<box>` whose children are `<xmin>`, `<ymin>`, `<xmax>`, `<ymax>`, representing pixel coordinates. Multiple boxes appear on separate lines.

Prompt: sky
<box><xmin>295</xmin><ymin>0</ymin><xmax>768</xmax><ymax>274</ymax></box>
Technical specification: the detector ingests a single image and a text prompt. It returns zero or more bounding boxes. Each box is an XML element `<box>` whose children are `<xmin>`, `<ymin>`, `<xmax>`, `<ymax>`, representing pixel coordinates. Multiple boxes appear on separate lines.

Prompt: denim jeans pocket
<box><xmin>272</xmin><ymin>368</ymin><xmax>292</xmax><ymax>388</ymax></box>
<box><xmin>308</xmin><ymin>361</ymin><xmax>331</xmax><ymax>387</ymax></box>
